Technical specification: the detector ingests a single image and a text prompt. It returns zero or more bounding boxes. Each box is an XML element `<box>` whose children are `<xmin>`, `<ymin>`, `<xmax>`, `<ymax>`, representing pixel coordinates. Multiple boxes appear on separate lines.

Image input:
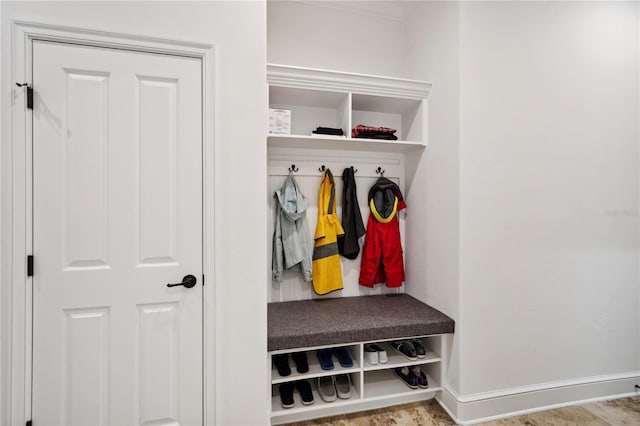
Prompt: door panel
<box><xmin>32</xmin><ymin>40</ymin><xmax>203</xmax><ymax>426</ymax></box>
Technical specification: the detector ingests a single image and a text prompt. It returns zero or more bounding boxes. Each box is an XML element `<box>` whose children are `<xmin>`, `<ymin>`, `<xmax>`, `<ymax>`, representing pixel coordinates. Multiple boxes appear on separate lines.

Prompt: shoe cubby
<box><xmin>268</xmin><ymin>336</ymin><xmax>444</xmax><ymax>425</ymax></box>
<box><xmin>363</xmin><ymin>337</ymin><xmax>441</xmax><ymax>371</ymax></box>
<box><xmin>271</xmin><ymin>345</ymin><xmax>361</xmax><ymax>384</ymax></box>
<box><xmin>271</xmin><ymin>372</ymin><xmax>361</xmax><ymax>417</ymax></box>
<box><xmin>363</xmin><ymin>366</ymin><xmax>439</xmax><ymax>399</ymax></box>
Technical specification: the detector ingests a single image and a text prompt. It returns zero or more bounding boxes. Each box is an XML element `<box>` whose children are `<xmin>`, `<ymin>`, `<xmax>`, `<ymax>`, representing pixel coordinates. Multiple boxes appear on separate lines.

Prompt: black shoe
<box><xmin>410</xmin><ymin>366</ymin><xmax>429</xmax><ymax>389</ymax></box>
<box><xmin>273</xmin><ymin>354</ymin><xmax>291</xmax><ymax>376</ymax></box>
<box><xmin>395</xmin><ymin>367</ymin><xmax>419</xmax><ymax>389</ymax></box>
<box><xmin>412</xmin><ymin>340</ymin><xmax>426</xmax><ymax>359</ymax></box>
<box><xmin>279</xmin><ymin>382</ymin><xmax>295</xmax><ymax>408</ymax></box>
<box><xmin>292</xmin><ymin>352</ymin><xmax>309</xmax><ymax>373</ymax></box>
<box><xmin>392</xmin><ymin>340</ymin><xmax>417</xmax><ymax>360</ymax></box>
<box><xmin>295</xmin><ymin>380</ymin><xmax>314</xmax><ymax>405</ymax></box>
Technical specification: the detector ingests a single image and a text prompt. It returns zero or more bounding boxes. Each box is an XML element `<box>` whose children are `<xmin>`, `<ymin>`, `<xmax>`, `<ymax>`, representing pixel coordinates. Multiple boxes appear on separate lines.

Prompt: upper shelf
<box><xmin>268</xmin><ymin>134</ymin><xmax>425</xmax><ymax>154</ymax></box>
<box><xmin>268</xmin><ymin>64</ymin><xmax>431</xmax><ymax>146</ymax></box>
<box><xmin>267</xmin><ymin>63</ymin><xmax>432</xmax><ymax>100</ymax></box>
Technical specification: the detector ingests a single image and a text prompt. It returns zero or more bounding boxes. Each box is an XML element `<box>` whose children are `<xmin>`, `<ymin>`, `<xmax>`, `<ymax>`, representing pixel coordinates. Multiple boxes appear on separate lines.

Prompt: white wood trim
<box><xmin>267</xmin><ymin>63</ymin><xmax>432</xmax><ymax>100</ymax></box>
<box><xmin>12</xmin><ymin>20</ymin><xmax>211</xmax><ymax>54</ymax></box>
<box><xmin>294</xmin><ymin>0</ymin><xmax>405</xmax><ymax>23</ymax></box>
<box><xmin>6</xmin><ymin>21</ymin><xmax>215</xmax><ymax>426</ymax></box>
<box><xmin>455</xmin><ymin>371</ymin><xmax>640</xmax><ymax>403</ymax></box>
<box><xmin>438</xmin><ymin>372</ymin><xmax>640</xmax><ymax>425</ymax></box>
<box><xmin>267</xmin><ymin>135</ymin><xmax>426</xmax><ymax>154</ymax></box>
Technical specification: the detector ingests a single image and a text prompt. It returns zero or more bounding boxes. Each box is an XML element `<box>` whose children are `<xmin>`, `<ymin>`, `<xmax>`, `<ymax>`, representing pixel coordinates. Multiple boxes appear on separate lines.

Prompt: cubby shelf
<box><xmin>363</xmin><ymin>369</ymin><xmax>441</xmax><ymax>399</ymax></box>
<box><xmin>268</xmin><ymin>338</ymin><xmax>442</xmax><ymax>423</ymax></box>
<box><xmin>271</xmin><ymin>347</ymin><xmax>361</xmax><ymax>385</ymax></box>
<box><xmin>363</xmin><ymin>342</ymin><xmax>440</xmax><ymax>372</ymax></box>
<box><xmin>268</xmin><ymin>63</ymin><xmax>430</xmax><ymax>147</ymax></box>
<box><xmin>271</xmin><ymin>385</ymin><xmax>361</xmax><ymax>418</ymax></box>
<box><xmin>267</xmin><ymin>134</ymin><xmax>426</xmax><ymax>153</ymax></box>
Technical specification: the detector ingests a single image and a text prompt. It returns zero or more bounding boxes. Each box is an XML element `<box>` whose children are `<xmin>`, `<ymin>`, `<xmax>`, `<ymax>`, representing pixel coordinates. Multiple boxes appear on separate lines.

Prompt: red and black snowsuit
<box><xmin>359</xmin><ymin>177</ymin><xmax>406</xmax><ymax>288</ymax></box>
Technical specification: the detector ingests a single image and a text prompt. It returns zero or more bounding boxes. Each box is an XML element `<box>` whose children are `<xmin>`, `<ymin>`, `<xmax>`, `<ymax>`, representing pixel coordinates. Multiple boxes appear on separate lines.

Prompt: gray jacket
<box><xmin>272</xmin><ymin>174</ymin><xmax>313</xmax><ymax>282</ymax></box>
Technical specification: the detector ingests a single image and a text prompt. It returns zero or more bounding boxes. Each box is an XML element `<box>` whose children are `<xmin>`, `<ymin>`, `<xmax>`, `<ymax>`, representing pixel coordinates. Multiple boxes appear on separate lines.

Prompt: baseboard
<box><xmin>438</xmin><ymin>372</ymin><xmax>640</xmax><ymax>425</ymax></box>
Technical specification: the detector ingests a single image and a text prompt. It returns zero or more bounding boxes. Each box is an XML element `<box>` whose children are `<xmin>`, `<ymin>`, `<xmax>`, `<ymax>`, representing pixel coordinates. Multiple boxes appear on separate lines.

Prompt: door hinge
<box><xmin>26</xmin><ymin>420</ymin><xmax>32</xmax><ymax>426</ymax></box>
<box><xmin>202</xmin><ymin>274</ymin><xmax>205</xmax><ymax>286</ymax></box>
<box><xmin>27</xmin><ymin>255</ymin><xmax>34</xmax><ymax>277</ymax></box>
<box><xmin>16</xmin><ymin>83</ymin><xmax>33</xmax><ymax>109</ymax></box>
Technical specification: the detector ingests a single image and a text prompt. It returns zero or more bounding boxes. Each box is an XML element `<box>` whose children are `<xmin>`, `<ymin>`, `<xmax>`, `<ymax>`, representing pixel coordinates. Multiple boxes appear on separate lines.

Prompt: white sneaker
<box><xmin>364</xmin><ymin>344</ymin><xmax>379</xmax><ymax>365</ymax></box>
<box><xmin>371</xmin><ymin>344</ymin><xmax>388</xmax><ymax>363</ymax></box>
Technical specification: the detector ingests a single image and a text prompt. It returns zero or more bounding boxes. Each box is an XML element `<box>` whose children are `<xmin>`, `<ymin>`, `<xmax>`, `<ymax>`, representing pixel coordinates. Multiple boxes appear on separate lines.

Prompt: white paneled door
<box><xmin>32</xmin><ymin>41</ymin><xmax>203</xmax><ymax>426</ymax></box>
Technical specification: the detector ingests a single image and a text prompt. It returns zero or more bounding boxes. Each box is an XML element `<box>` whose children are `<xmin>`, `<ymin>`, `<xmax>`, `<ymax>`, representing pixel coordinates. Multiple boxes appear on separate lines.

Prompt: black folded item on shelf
<box><xmin>312</xmin><ymin>126</ymin><xmax>344</xmax><ymax>136</ymax></box>
<box><xmin>354</xmin><ymin>132</ymin><xmax>398</xmax><ymax>140</ymax></box>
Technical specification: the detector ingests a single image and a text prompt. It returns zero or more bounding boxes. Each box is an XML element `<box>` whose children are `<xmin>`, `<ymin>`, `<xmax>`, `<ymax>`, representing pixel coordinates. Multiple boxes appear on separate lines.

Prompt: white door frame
<box><xmin>6</xmin><ymin>21</ymin><xmax>216</xmax><ymax>426</ymax></box>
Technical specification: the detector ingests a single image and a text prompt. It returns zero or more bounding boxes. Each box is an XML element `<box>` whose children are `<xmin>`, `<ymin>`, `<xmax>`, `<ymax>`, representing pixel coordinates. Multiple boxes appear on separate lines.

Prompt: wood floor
<box><xmin>284</xmin><ymin>396</ymin><xmax>640</xmax><ymax>425</ymax></box>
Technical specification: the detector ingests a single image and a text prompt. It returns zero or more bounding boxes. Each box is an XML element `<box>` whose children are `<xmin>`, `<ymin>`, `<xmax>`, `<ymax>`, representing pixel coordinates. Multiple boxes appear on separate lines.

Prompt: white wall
<box><xmin>458</xmin><ymin>0</ymin><xmax>639</xmax><ymax>396</ymax></box>
<box><xmin>272</xmin><ymin>0</ymin><xmax>640</xmax><ymax>421</ymax></box>
<box><xmin>267</xmin><ymin>0</ymin><xmax>405</xmax><ymax>77</ymax></box>
<box><xmin>404</xmin><ymin>0</ymin><xmax>461</xmax><ymax>393</ymax></box>
<box><xmin>0</xmin><ymin>2</ymin><xmax>268</xmax><ymax>425</ymax></box>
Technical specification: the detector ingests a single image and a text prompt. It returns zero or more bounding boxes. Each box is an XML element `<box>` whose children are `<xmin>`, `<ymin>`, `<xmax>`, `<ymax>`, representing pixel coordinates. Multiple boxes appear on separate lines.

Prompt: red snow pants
<box><xmin>358</xmin><ymin>213</ymin><xmax>405</xmax><ymax>288</ymax></box>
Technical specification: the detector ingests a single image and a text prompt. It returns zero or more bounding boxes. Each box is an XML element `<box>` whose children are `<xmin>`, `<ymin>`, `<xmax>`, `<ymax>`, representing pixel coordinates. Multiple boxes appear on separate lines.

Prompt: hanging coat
<box><xmin>359</xmin><ymin>177</ymin><xmax>406</xmax><ymax>288</ymax></box>
<box><xmin>312</xmin><ymin>169</ymin><xmax>345</xmax><ymax>295</ymax></box>
<box><xmin>272</xmin><ymin>174</ymin><xmax>313</xmax><ymax>282</ymax></box>
<box><xmin>338</xmin><ymin>167</ymin><xmax>365</xmax><ymax>259</ymax></box>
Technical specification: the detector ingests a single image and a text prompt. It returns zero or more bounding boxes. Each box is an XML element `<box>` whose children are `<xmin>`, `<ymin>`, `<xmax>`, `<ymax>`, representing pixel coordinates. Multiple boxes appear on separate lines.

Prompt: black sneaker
<box><xmin>295</xmin><ymin>380</ymin><xmax>314</xmax><ymax>405</ymax></box>
<box><xmin>279</xmin><ymin>382</ymin><xmax>295</xmax><ymax>408</ymax></box>
<box><xmin>412</xmin><ymin>340</ymin><xmax>426</xmax><ymax>359</ymax></box>
<box><xmin>395</xmin><ymin>367</ymin><xmax>419</xmax><ymax>389</ymax></box>
<box><xmin>410</xmin><ymin>366</ymin><xmax>429</xmax><ymax>388</ymax></box>
<box><xmin>292</xmin><ymin>352</ymin><xmax>309</xmax><ymax>373</ymax></box>
<box><xmin>273</xmin><ymin>354</ymin><xmax>291</xmax><ymax>376</ymax></box>
<box><xmin>392</xmin><ymin>340</ymin><xmax>417</xmax><ymax>360</ymax></box>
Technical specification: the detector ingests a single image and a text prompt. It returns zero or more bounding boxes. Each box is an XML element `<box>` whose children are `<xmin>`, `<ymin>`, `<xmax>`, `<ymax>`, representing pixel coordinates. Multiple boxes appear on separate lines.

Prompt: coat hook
<box><xmin>288</xmin><ymin>164</ymin><xmax>299</xmax><ymax>173</ymax></box>
<box><xmin>375</xmin><ymin>167</ymin><xmax>385</xmax><ymax>176</ymax></box>
<box><xmin>351</xmin><ymin>166</ymin><xmax>358</xmax><ymax>174</ymax></box>
<box><xmin>319</xmin><ymin>165</ymin><xmax>326</xmax><ymax>172</ymax></box>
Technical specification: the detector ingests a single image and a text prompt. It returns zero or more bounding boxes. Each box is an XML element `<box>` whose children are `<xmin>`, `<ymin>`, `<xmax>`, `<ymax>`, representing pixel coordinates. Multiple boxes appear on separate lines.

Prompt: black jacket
<box><xmin>338</xmin><ymin>167</ymin><xmax>365</xmax><ymax>259</ymax></box>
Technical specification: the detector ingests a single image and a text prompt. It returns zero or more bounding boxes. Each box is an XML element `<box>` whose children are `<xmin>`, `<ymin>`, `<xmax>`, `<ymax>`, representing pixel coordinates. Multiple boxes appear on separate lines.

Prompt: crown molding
<box><xmin>267</xmin><ymin>63</ymin><xmax>431</xmax><ymax>100</ymax></box>
<box><xmin>292</xmin><ymin>0</ymin><xmax>404</xmax><ymax>23</ymax></box>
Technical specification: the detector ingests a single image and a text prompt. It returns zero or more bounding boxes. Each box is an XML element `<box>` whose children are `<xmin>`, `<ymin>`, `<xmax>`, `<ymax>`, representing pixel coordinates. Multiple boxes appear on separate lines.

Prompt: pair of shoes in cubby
<box><xmin>273</xmin><ymin>352</ymin><xmax>309</xmax><ymax>376</ymax></box>
<box><xmin>395</xmin><ymin>366</ymin><xmax>429</xmax><ymax>389</ymax></box>
<box><xmin>317</xmin><ymin>374</ymin><xmax>352</xmax><ymax>402</ymax></box>
<box><xmin>279</xmin><ymin>380</ymin><xmax>314</xmax><ymax>408</ymax></box>
<box><xmin>391</xmin><ymin>339</ymin><xmax>426</xmax><ymax>361</ymax></box>
<box><xmin>317</xmin><ymin>347</ymin><xmax>353</xmax><ymax>370</ymax></box>
<box><xmin>364</xmin><ymin>343</ymin><xmax>388</xmax><ymax>365</ymax></box>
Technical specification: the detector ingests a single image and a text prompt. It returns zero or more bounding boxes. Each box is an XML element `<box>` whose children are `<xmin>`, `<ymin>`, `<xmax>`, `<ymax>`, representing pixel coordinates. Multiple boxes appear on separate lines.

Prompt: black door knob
<box><xmin>167</xmin><ymin>274</ymin><xmax>197</xmax><ymax>289</ymax></box>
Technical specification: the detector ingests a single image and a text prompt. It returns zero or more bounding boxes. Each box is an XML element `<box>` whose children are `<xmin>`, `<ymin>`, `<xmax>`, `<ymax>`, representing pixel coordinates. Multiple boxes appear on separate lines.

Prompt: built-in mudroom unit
<box><xmin>266</xmin><ymin>64</ymin><xmax>455</xmax><ymax>424</ymax></box>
